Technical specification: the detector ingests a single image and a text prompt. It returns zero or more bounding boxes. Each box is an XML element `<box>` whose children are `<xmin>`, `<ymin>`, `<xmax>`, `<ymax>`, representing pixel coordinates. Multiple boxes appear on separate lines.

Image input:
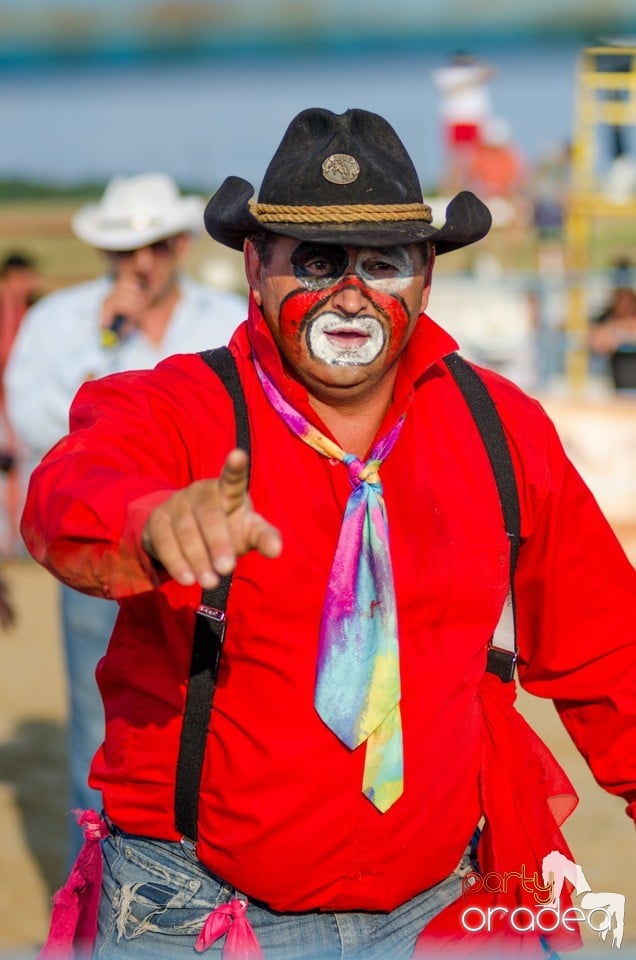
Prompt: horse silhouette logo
<box><xmin>542</xmin><ymin>850</ymin><xmax>625</xmax><ymax>949</ymax></box>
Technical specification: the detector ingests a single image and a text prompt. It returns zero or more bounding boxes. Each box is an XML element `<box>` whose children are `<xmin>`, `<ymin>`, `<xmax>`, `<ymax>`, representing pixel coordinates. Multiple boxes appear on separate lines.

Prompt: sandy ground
<box><xmin>1</xmin><ymin>558</ymin><xmax>68</xmax><ymax>959</ymax></box>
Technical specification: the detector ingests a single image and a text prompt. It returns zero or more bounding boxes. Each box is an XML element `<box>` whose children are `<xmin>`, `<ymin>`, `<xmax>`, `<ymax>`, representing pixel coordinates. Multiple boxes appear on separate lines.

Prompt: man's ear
<box><xmin>244</xmin><ymin>238</ymin><xmax>263</xmax><ymax>305</ymax></box>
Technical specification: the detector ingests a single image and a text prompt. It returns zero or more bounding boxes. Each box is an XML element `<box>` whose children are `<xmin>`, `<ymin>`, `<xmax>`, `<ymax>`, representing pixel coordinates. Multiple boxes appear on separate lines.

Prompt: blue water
<box><xmin>0</xmin><ymin>39</ymin><xmax>598</xmax><ymax>194</ymax></box>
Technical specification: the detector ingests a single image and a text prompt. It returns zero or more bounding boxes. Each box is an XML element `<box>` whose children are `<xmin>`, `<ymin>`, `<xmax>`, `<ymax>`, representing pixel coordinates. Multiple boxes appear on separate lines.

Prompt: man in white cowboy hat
<box><xmin>6</xmin><ymin>171</ymin><xmax>246</xmax><ymax>861</ymax></box>
<box><xmin>21</xmin><ymin>109</ymin><xmax>636</xmax><ymax>959</ymax></box>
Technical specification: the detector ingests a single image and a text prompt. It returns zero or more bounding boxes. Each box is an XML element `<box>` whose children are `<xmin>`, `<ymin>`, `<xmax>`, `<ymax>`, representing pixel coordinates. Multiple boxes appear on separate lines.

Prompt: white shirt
<box><xmin>432</xmin><ymin>63</ymin><xmax>492</xmax><ymax>124</ymax></box>
<box><xmin>6</xmin><ymin>274</ymin><xmax>247</xmax><ymax>464</ymax></box>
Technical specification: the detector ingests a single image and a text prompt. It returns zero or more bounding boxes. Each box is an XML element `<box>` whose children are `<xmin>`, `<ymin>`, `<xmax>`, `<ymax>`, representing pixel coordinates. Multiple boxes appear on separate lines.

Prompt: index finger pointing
<box><xmin>218</xmin><ymin>448</ymin><xmax>250</xmax><ymax>512</ymax></box>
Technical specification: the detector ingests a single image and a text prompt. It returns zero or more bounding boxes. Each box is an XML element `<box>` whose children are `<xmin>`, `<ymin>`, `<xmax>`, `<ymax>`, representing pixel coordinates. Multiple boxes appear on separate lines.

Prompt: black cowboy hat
<box><xmin>204</xmin><ymin>107</ymin><xmax>491</xmax><ymax>254</ymax></box>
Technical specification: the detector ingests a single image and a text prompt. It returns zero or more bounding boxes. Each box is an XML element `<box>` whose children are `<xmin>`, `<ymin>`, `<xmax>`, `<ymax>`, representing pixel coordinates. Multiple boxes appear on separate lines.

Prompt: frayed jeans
<box><xmin>95</xmin><ymin>827</ymin><xmax>469</xmax><ymax>959</ymax></box>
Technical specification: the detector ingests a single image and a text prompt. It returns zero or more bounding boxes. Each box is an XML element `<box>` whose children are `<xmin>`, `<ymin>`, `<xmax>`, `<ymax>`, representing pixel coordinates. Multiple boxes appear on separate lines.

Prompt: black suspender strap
<box><xmin>174</xmin><ymin>347</ymin><xmax>250</xmax><ymax>840</ymax></box>
<box><xmin>443</xmin><ymin>353</ymin><xmax>521</xmax><ymax>682</ymax></box>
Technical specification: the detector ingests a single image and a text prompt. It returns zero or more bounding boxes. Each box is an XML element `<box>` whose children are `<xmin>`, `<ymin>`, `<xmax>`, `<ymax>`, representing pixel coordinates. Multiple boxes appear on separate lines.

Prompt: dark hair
<box><xmin>1</xmin><ymin>252</ymin><xmax>36</xmax><ymax>276</ymax></box>
<box><xmin>416</xmin><ymin>241</ymin><xmax>433</xmax><ymax>266</ymax></box>
<box><xmin>247</xmin><ymin>231</ymin><xmax>278</xmax><ymax>266</ymax></box>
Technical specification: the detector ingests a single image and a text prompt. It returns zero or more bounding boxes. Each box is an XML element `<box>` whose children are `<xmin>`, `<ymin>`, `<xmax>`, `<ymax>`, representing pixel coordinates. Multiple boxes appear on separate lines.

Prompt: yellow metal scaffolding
<box><xmin>564</xmin><ymin>44</ymin><xmax>636</xmax><ymax>390</ymax></box>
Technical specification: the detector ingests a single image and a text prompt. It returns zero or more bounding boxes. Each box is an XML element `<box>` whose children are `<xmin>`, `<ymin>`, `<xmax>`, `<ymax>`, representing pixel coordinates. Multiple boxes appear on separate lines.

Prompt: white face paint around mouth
<box><xmin>307</xmin><ymin>312</ymin><xmax>386</xmax><ymax>366</ymax></box>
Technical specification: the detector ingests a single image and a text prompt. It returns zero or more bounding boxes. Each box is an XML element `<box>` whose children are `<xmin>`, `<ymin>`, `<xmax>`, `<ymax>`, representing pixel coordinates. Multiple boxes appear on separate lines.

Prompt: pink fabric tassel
<box><xmin>38</xmin><ymin>809</ymin><xmax>109</xmax><ymax>960</ymax></box>
<box><xmin>195</xmin><ymin>898</ymin><xmax>264</xmax><ymax>958</ymax></box>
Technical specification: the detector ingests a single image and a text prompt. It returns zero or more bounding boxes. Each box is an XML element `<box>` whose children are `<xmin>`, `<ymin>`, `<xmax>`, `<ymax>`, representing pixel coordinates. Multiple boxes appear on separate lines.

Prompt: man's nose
<box><xmin>128</xmin><ymin>246</ymin><xmax>156</xmax><ymax>270</ymax></box>
<box><xmin>330</xmin><ymin>277</ymin><xmax>370</xmax><ymax>315</ymax></box>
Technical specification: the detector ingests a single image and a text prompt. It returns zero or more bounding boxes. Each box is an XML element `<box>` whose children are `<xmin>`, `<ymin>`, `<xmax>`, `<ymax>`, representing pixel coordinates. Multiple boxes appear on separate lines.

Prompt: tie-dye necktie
<box><xmin>254</xmin><ymin>357</ymin><xmax>404</xmax><ymax>812</ymax></box>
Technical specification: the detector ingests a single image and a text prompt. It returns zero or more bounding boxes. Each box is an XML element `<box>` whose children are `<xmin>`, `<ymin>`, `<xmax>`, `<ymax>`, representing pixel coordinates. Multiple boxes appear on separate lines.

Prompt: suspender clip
<box><xmin>180</xmin><ymin>836</ymin><xmax>198</xmax><ymax>856</ymax></box>
<box><xmin>196</xmin><ymin>604</ymin><xmax>227</xmax><ymax>623</ymax></box>
<box><xmin>486</xmin><ymin>644</ymin><xmax>517</xmax><ymax>683</ymax></box>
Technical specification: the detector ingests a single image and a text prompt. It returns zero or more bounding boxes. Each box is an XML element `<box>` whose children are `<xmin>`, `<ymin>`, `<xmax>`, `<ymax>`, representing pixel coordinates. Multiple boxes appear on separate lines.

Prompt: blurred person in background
<box><xmin>531</xmin><ymin>140</ymin><xmax>572</xmax><ymax>276</ymax></box>
<box><xmin>463</xmin><ymin>116</ymin><xmax>531</xmax><ymax>271</ymax></box>
<box><xmin>464</xmin><ymin>117</ymin><xmax>529</xmax><ymax>227</ymax></box>
<box><xmin>589</xmin><ymin>257</ymin><xmax>636</xmax><ymax>392</ymax></box>
<box><xmin>0</xmin><ymin>251</ymin><xmax>41</xmax><ymax>555</ymax></box>
<box><xmin>22</xmin><ymin>107</ymin><xmax>636</xmax><ymax>960</ymax></box>
<box><xmin>431</xmin><ymin>50</ymin><xmax>497</xmax><ymax>193</ymax></box>
<box><xmin>0</xmin><ymin>251</ymin><xmax>41</xmax><ymax>360</ymax></box>
<box><xmin>6</xmin><ymin>172</ymin><xmax>246</xmax><ymax>861</ymax></box>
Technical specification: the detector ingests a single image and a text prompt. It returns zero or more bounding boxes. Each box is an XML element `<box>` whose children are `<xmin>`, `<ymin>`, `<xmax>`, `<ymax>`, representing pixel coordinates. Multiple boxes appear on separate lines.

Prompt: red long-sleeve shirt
<box><xmin>22</xmin><ymin>299</ymin><xmax>636</xmax><ymax>913</ymax></box>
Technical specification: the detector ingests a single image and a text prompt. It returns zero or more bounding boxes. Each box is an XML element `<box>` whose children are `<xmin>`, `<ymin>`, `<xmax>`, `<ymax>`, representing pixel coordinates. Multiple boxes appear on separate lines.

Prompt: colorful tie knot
<box><xmin>344</xmin><ymin>454</ymin><xmax>382</xmax><ymax>489</ymax></box>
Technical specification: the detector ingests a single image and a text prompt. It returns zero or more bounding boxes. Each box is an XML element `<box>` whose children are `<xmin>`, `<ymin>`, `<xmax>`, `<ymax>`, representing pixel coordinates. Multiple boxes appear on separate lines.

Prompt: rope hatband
<box><xmin>248</xmin><ymin>201</ymin><xmax>433</xmax><ymax>225</ymax></box>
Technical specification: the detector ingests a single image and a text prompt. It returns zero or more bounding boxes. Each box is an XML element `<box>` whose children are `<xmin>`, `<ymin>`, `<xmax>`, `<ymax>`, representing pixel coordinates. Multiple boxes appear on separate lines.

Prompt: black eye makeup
<box><xmin>290</xmin><ymin>242</ymin><xmax>349</xmax><ymax>289</ymax></box>
<box><xmin>289</xmin><ymin>242</ymin><xmax>417</xmax><ymax>293</ymax></box>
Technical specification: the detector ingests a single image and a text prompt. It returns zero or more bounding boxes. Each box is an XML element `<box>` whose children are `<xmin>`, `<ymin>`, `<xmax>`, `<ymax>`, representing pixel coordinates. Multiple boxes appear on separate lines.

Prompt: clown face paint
<box><xmin>248</xmin><ymin>235</ymin><xmax>431</xmax><ymax>402</ymax></box>
<box><xmin>291</xmin><ymin>242</ymin><xmax>417</xmax><ymax>295</ymax></box>
<box><xmin>307</xmin><ymin>311</ymin><xmax>386</xmax><ymax>366</ymax></box>
<box><xmin>277</xmin><ymin>242</ymin><xmax>425</xmax><ymax>368</ymax></box>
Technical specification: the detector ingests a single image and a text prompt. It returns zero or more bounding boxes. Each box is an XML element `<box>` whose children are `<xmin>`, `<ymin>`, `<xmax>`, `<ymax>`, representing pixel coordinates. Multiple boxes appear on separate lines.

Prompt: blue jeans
<box><xmin>61</xmin><ymin>584</ymin><xmax>118</xmax><ymax>862</ymax></box>
<box><xmin>95</xmin><ymin>828</ymin><xmax>468</xmax><ymax>959</ymax></box>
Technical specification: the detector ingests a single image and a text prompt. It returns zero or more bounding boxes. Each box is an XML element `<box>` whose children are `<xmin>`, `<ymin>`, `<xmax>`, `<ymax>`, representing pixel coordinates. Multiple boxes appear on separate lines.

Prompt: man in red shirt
<box><xmin>23</xmin><ymin>109</ymin><xmax>636</xmax><ymax>959</ymax></box>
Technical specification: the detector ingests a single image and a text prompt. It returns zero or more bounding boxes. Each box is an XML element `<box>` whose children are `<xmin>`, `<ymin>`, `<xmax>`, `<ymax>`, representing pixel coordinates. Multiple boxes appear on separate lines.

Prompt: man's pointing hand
<box><xmin>142</xmin><ymin>449</ymin><xmax>282</xmax><ymax>589</ymax></box>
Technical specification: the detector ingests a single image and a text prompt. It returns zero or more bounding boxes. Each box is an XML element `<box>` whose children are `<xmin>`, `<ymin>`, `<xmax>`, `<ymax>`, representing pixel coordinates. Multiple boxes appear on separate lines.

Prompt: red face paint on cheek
<box><xmin>278</xmin><ymin>288</ymin><xmax>326</xmax><ymax>363</ymax></box>
<box><xmin>374</xmin><ymin>292</ymin><xmax>411</xmax><ymax>364</ymax></box>
<box><xmin>277</xmin><ymin>281</ymin><xmax>411</xmax><ymax>366</ymax></box>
